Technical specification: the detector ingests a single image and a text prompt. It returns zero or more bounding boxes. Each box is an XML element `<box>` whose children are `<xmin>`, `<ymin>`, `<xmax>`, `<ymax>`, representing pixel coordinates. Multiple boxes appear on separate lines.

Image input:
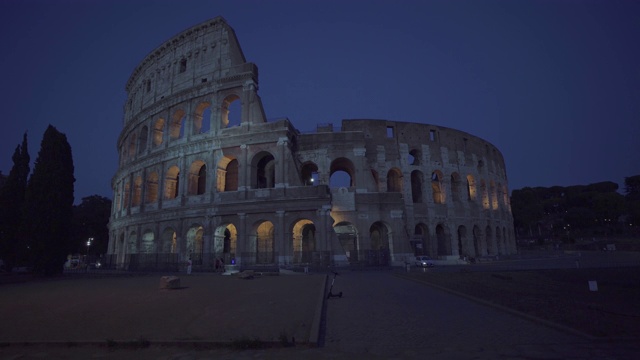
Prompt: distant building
<box><xmin>108</xmin><ymin>17</ymin><xmax>514</xmax><ymax>270</ymax></box>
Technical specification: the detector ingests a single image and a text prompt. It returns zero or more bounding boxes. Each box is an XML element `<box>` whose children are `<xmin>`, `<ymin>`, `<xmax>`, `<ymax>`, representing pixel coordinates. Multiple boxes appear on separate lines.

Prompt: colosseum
<box><xmin>107</xmin><ymin>17</ymin><xmax>515</xmax><ymax>271</ymax></box>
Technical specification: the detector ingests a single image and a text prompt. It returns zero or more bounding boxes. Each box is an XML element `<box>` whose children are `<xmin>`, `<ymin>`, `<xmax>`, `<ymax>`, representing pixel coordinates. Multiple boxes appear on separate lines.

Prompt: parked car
<box><xmin>415</xmin><ymin>256</ymin><xmax>434</xmax><ymax>268</ymax></box>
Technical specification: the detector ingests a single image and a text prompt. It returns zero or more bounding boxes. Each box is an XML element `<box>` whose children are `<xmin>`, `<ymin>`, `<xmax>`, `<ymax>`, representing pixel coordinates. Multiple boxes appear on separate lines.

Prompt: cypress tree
<box><xmin>24</xmin><ymin>125</ymin><xmax>75</xmax><ymax>275</ymax></box>
<box><xmin>0</xmin><ymin>133</ymin><xmax>30</xmax><ymax>271</ymax></box>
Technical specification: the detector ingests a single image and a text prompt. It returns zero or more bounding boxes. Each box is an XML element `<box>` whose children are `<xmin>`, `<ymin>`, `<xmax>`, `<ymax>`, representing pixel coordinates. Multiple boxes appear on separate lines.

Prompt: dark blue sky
<box><xmin>1</xmin><ymin>0</ymin><xmax>638</xmax><ymax>203</ymax></box>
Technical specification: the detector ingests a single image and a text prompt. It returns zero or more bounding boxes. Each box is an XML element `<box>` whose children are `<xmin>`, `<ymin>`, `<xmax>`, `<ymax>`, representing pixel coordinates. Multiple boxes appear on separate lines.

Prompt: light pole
<box><xmin>87</xmin><ymin>237</ymin><xmax>93</xmax><ymax>256</ymax></box>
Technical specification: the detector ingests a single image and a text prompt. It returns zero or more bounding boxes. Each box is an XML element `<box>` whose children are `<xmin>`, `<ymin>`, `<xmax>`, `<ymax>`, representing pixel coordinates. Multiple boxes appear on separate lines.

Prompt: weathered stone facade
<box><xmin>108</xmin><ymin>17</ymin><xmax>515</xmax><ymax>269</ymax></box>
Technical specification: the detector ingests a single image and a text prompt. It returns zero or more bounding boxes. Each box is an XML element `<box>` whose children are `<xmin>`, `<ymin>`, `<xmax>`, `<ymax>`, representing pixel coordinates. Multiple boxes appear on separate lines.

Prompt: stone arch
<box><xmin>152</xmin><ymin>118</ymin><xmax>165</xmax><ymax>147</ymax></box>
<box><xmin>496</xmin><ymin>226</ymin><xmax>502</xmax><ymax>254</ymax></box>
<box><xmin>451</xmin><ymin>172</ymin><xmax>461</xmax><ymax>202</ymax></box>
<box><xmin>138</xmin><ymin>126</ymin><xmax>148</xmax><ymax>155</ymax></box>
<box><xmin>369</xmin><ymin>221</ymin><xmax>391</xmax><ymax>250</ymax></box>
<box><xmin>169</xmin><ymin>108</ymin><xmax>186</xmax><ymax>140</ymax></box>
<box><xmin>486</xmin><ymin>225</ymin><xmax>494</xmax><ymax>255</ymax></box>
<box><xmin>414</xmin><ymin>223</ymin><xmax>430</xmax><ymax>256</ymax></box>
<box><xmin>128</xmin><ymin>134</ymin><xmax>137</xmax><ymax>160</ymax></box>
<box><xmin>333</xmin><ymin>222</ymin><xmax>358</xmax><ymax>263</ymax></box>
<box><xmin>217</xmin><ymin>156</ymin><xmax>238</xmax><ymax>192</ymax></box>
<box><xmin>161</xmin><ymin>227</ymin><xmax>177</xmax><ymax>253</ymax></box>
<box><xmin>213</xmin><ymin>223</ymin><xmax>237</xmax><ymax>263</ymax></box>
<box><xmin>123</xmin><ymin>180</ymin><xmax>130</xmax><ymax>209</ymax></box>
<box><xmin>292</xmin><ymin>219</ymin><xmax>316</xmax><ymax>263</ymax></box>
<box><xmin>221</xmin><ymin>94</ymin><xmax>241</xmax><ymax>128</ymax></box>
<box><xmin>132</xmin><ymin>175</ymin><xmax>143</xmax><ymax>206</ymax></box>
<box><xmin>435</xmin><ymin>223</ymin><xmax>450</xmax><ymax>256</ymax></box>
<box><xmin>467</xmin><ymin>174</ymin><xmax>477</xmax><ymax>201</ymax></box>
<box><xmin>409</xmin><ymin>148</ymin><xmax>420</xmax><ymax>165</ymax></box>
<box><xmin>457</xmin><ymin>225</ymin><xmax>468</xmax><ymax>259</ymax></box>
<box><xmin>164</xmin><ymin>165</ymin><xmax>180</xmax><ymax>199</ymax></box>
<box><xmin>186</xmin><ymin>224</ymin><xmax>204</xmax><ymax>263</ymax></box>
<box><xmin>431</xmin><ymin>170</ymin><xmax>445</xmax><ymax>204</ymax></box>
<box><xmin>330</xmin><ymin>157</ymin><xmax>355</xmax><ymax>188</ymax></box>
<box><xmin>411</xmin><ymin>170</ymin><xmax>423</xmax><ymax>203</ymax></box>
<box><xmin>145</xmin><ymin>172</ymin><xmax>159</xmax><ymax>203</ymax></box>
<box><xmin>472</xmin><ymin>225</ymin><xmax>482</xmax><ymax>258</ymax></box>
<box><xmin>128</xmin><ymin>230</ymin><xmax>137</xmax><ymax>253</ymax></box>
<box><xmin>480</xmin><ymin>179</ymin><xmax>490</xmax><ymax>209</ymax></box>
<box><xmin>490</xmin><ymin>180</ymin><xmax>498</xmax><ymax>210</ymax></box>
<box><xmin>187</xmin><ymin>160</ymin><xmax>207</xmax><ymax>195</ymax></box>
<box><xmin>387</xmin><ymin>168</ymin><xmax>403</xmax><ymax>192</ymax></box>
<box><xmin>301</xmin><ymin>162</ymin><xmax>319</xmax><ymax>186</ymax></box>
<box><xmin>251</xmin><ymin>151</ymin><xmax>276</xmax><ymax>189</ymax></box>
<box><xmin>251</xmin><ymin>220</ymin><xmax>275</xmax><ymax>264</ymax></box>
<box><xmin>141</xmin><ymin>229</ymin><xmax>155</xmax><ymax>253</ymax></box>
<box><xmin>193</xmin><ymin>101</ymin><xmax>211</xmax><ymax>134</ymax></box>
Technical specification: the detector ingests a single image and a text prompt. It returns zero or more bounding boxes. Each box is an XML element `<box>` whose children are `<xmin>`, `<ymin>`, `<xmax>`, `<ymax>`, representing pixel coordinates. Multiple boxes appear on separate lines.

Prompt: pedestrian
<box><xmin>187</xmin><ymin>257</ymin><xmax>192</xmax><ymax>275</ymax></box>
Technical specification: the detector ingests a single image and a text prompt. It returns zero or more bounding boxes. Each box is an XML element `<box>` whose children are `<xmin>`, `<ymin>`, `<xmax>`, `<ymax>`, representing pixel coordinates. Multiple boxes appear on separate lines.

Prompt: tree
<box><xmin>0</xmin><ymin>133</ymin><xmax>29</xmax><ymax>270</ymax></box>
<box><xmin>625</xmin><ymin>175</ymin><xmax>640</xmax><ymax>229</ymax></box>
<box><xmin>23</xmin><ymin>125</ymin><xmax>75</xmax><ymax>275</ymax></box>
<box><xmin>71</xmin><ymin>195</ymin><xmax>112</xmax><ymax>256</ymax></box>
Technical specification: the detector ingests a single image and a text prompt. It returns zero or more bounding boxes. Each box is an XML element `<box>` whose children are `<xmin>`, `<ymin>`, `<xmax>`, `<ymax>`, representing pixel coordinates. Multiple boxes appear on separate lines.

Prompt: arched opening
<box><xmin>221</xmin><ymin>94</ymin><xmax>241</xmax><ymax>128</ymax></box>
<box><xmin>292</xmin><ymin>219</ymin><xmax>316</xmax><ymax>264</ymax></box>
<box><xmin>431</xmin><ymin>170</ymin><xmax>445</xmax><ymax>204</ymax></box>
<box><xmin>413</xmin><ymin>223</ymin><xmax>430</xmax><ymax>256</ymax></box>
<box><xmin>436</xmin><ymin>224</ymin><xmax>449</xmax><ymax>256</ymax></box>
<box><xmin>386</xmin><ymin>168</ymin><xmax>403</xmax><ymax>192</ymax></box>
<box><xmin>123</xmin><ymin>181</ymin><xmax>130</xmax><ymax>209</ymax></box>
<box><xmin>472</xmin><ymin>225</ymin><xmax>481</xmax><ymax>258</ymax></box>
<box><xmin>301</xmin><ymin>162</ymin><xmax>319</xmax><ymax>186</ymax></box>
<box><xmin>334</xmin><ymin>222</ymin><xmax>358</xmax><ymax>263</ymax></box>
<box><xmin>496</xmin><ymin>226</ymin><xmax>502</xmax><ymax>254</ymax></box>
<box><xmin>217</xmin><ymin>156</ymin><xmax>238</xmax><ymax>192</ymax></box>
<box><xmin>188</xmin><ymin>160</ymin><xmax>207</xmax><ymax>195</ymax></box>
<box><xmin>329</xmin><ymin>157</ymin><xmax>355</xmax><ymax>188</ymax></box>
<box><xmin>141</xmin><ymin>230</ymin><xmax>154</xmax><ymax>253</ymax></box>
<box><xmin>164</xmin><ymin>165</ymin><xmax>180</xmax><ymax>199</ymax></box>
<box><xmin>145</xmin><ymin>172</ymin><xmax>159</xmax><ymax>203</ymax></box>
<box><xmin>457</xmin><ymin>225</ymin><xmax>467</xmax><ymax>259</ymax></box>
<box><xmin>369</xmin><ymin>221</ymin><xmax>390</xmax><ymax>266</ymax></box>
<box><xmin>186</xmin><ymin>225</ymin><xmax>204</xmax><ymax>264</ymax></box>
<box><xmin>409</xmin><ymin>149</ymin><xmax>420</xmax><ymax>165</ymax></box>
<box><xmin>253</xmin><ymin>221</ymin><xmax>275</xmax><ymax>264</ymax></box>
<box><xmin>128</xmin><ymin>134</ymin><xmax>136</xmax><ymax>160</ymax></box>
<box><xmin>193</xmin><ymin>102</ymin><xmax>211</xmax><ymax>134</ymax></box>
<box><xmin>161</xmin><ymin>228</ymin><xmax>177</xmax><ymax>253</ymax></box>
<box><xmin>253</xmin><ymin>152</ymin><xmax>275</xmax><ymax>189</ymax></box>
<box><xmin>467</xmin><ymin>174</ymin><xmax>477</xmax><ymax>201</ymax></box>
<box><xmin>214</xmin><ymin>224</ymin><xmax>237</xmax><ymax>265</ymax></box>
<box><xmin>486</xmin><ymin>226</ymin><xmax>494</xmax><ymax>255</ymax></box>
<box><xmin>132</xmin><ymin>176</ymin><xmax>142</xmax><ymax>206</ymax></box>
<box><xmin>451</xmin><ymin>172</ymin><xmax>461</xmax><ymax>202</ymax></box>
<box><xmin>138</xmin><ymin>126</ymin><xmax>148</xmax><ymax>155</ymax></box>
<box><xmin>411</xmin><ymin>170</ymin><xmax>423</xmax><ymax>203</ymax></box>
<box><xmin>490</xmin><ymin>180</ymin><xmax>498</xmax><ymax>210</ymax></box>
<box><xmin>128</xmin><ymin>231</ymin><xmax>137</xmax><ymax>253</ymax></box>
<box><xmin>480</xmin><ymin>180</ymin><xmax>490</xmax><ymax>209</ymax></box>
<box><xmin>153</xmin><ymin>118</ymin><xmax>165</xmax><ymax>147</ymax></box>
<box><xmin>169</xmin><ymin>109</ymin><xmax>186</xmax><ymax>140</ymax></box>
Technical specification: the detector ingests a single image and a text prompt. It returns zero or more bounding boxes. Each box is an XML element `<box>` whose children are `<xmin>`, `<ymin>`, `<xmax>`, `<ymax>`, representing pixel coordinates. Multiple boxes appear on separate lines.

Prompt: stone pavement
<box><xmin>1</xmin><ymin>270</ymin><xmax>639</xmax><ymax>359</ymax></box>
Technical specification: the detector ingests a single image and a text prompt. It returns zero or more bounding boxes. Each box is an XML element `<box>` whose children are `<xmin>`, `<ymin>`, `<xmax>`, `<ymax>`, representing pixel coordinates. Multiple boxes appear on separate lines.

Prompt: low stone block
<box><xmin>237</xmin><ymin>270</ymin><xmax>254</xmax><ymax>279</ymax></box>
<box><xmin>160</xmin><ymin>275</ymin><xmax>181</xmax><ymax>289</ymax></box>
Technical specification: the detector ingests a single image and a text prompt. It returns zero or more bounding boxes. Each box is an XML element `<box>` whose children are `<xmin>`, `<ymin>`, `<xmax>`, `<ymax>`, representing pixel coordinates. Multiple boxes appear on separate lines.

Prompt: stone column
<box><xmin>237</xmin><ymin>213</ymin><xmax>247</xmax><ymax>267</ymax></box>
<box><xmin>276</xmin><ymin>210</ymin><xmax>286</xmax><ymax>265</ymax></box>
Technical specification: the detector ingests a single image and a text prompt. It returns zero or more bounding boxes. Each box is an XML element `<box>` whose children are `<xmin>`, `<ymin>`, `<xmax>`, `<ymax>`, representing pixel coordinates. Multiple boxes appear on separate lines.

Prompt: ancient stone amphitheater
<box><xmin>107</xmin><ymin>17</ymin><xmax>514</xmax><ymax>271</ymax></box>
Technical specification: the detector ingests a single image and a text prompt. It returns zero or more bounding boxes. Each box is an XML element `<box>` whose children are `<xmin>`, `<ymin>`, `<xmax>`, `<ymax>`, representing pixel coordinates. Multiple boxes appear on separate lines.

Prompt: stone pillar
<box><xmin>276</xmin><ymin>137</ymin><xmax>288</xmax><ymax>189</ymax></box>
<box><xmin>239</xmin><ymin>144</ymin><xmax>248</xmax><ymax>191</ymax></box>
<box><xmin>276</xmin><ymin>210</ymin><xmax>287</xmax><ymax>265</ymax></box>
<box><xmin>237</xmin><ymin>213</ymin><xmax>247</xmax><ymax>267</ymax></box>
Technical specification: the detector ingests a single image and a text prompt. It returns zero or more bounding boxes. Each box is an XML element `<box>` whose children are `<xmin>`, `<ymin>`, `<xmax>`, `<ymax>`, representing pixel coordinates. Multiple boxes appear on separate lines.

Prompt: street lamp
<box><xmin>87</xmin><ymin>237</ymin><xmax>93</xmax><ymax>255</ymax></box>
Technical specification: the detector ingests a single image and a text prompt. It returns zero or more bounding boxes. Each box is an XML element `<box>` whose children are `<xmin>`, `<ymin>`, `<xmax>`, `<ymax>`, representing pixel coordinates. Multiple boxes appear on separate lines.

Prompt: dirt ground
<box><xmin>400</xmin><ymin>267</ymin><xmax>640</xmax><ymax>338</ymax></box>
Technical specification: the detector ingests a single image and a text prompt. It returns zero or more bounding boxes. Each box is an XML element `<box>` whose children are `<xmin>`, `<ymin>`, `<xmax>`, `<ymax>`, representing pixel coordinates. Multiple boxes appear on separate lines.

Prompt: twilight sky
<box><xmin>1</xmin><ymin>0</ymin><xmax>638</xmax><ymax>203</ymax></box>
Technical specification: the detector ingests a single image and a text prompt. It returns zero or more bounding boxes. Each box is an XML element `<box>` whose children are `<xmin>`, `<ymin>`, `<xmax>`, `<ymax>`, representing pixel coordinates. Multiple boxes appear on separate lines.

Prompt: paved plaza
<box><xmin>1</xmin><ymin>267</ymin><xmax>639</xmax><ymax>359</ymax></box>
